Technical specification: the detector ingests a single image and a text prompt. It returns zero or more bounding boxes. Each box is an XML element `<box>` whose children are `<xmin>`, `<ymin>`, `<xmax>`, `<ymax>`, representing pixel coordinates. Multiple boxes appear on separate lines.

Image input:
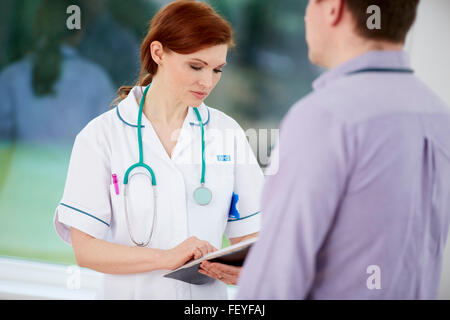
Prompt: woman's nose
<box><xmin>198</xmin><ymin>72</ymin><xmax>214</xmax><ymax>90</ymax></box>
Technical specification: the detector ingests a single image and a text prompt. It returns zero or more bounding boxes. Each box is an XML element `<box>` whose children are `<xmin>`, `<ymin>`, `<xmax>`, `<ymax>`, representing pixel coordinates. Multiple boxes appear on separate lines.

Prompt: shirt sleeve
<box><xmin>236</xmin><ymin>102</ymin><xmax>352</xmax><ymax>299</ymax></box>
<box><xmin>225</xmin><ymin>125</ymin><xmax>265</xmax><ymax>239</ymax></box>
<box><xmin>53</xmin><ymin>121</ymin><xmax>112</xmax><ymax>244</ymax></box>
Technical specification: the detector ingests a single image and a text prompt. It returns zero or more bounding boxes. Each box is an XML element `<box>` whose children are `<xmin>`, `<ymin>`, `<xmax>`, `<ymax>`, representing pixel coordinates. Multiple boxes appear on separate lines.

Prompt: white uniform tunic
<box><xmin>53</xmin><ymin>86</ymin><xmax>264</xmax><ymax>299</ymax></box>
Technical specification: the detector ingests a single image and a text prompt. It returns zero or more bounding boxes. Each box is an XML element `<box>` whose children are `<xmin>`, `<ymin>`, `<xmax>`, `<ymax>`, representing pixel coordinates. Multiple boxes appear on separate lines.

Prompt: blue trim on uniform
<box><xmin>116</xmin><ymin>104</ymin><xmax>207</xmax><ymax>128</ymax></box>
<box><xmin>227</xmin><ymin>211</ymin><xmax>260</xmax><ymax>222</ymax></box>
<box><xmin>60</xmin><ymin>203</ymin><xmax>110</xmax><ymax>227</ymax></box>
<box><xmin>189</xmin><ymin>107</ymin><xmax>210</xmax><ymax>126</ymax></box>
<box><xmin>228</xmin><ymin>192</ymin><xmax>240</xmax><ymax>220</ymax></box>
<box><xmin>116</xmin><ymin>106</ymin><xmax>145</xmax><ymax>128</ymax></box>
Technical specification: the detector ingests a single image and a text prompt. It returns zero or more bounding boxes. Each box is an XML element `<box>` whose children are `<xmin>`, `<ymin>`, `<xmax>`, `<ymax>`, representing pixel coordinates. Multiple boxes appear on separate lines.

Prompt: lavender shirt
<box><xmin>237</xmin><ymin>51</ymin><xmax>450</xmax><ymax>299</ymax></box>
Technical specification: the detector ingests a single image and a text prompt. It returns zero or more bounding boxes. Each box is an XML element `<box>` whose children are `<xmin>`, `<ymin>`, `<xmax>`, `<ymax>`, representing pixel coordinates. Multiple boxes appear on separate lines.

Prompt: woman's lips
<box><xmin>190</xmin><ymin>91</ymin><xmax>207</xmax><ymax>99</ymax></box>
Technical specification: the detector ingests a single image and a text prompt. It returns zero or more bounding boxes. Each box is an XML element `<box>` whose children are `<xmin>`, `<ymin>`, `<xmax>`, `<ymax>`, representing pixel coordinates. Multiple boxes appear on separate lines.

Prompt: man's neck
<box><xmin>326</xmin><ymin>39</ymin><xmax>404</xmax><ymax>69</ymax></box>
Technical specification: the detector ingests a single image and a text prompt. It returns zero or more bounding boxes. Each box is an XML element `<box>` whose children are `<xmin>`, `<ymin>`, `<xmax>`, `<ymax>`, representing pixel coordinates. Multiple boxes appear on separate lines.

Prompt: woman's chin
<box><xmin>187</xmin><ymin>99</ymin><xmax>203</xmax><ymax>107</ymax></box>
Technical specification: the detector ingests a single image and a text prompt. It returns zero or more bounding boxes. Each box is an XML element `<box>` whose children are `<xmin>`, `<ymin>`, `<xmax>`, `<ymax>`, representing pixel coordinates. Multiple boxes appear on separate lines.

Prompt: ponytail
<box><xmin>110</xmin><ymin>72</ymin><xmax>153</xmax><ymax>107</ymax></box>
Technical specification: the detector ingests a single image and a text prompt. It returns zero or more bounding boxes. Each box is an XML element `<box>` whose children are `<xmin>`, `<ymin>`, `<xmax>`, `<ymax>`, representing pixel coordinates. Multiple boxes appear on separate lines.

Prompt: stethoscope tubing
<box><xmin>122</xmin><ymin>83</ymin><xmax>207</xmax><ymax>247</ymax></box>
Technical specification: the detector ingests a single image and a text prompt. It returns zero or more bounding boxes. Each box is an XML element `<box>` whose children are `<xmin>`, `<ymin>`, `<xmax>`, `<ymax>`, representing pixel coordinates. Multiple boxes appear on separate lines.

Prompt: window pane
<box><xmin>0</xmin><ymin>0</ymin><xmax>316</xmax><ymax>264</ymax></box>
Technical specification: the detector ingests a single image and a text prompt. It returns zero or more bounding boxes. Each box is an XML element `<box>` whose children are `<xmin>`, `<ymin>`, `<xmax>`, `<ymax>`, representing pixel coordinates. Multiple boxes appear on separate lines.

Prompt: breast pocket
<box><xmin>109</xmin><ymin>180</ymin><xmax>130</xmax><ymax>245</ymax></box>
<box><xmin>204</xmin><ymin>157</ymin><xmax>234</xmax><ymax>220</ymax></box>
<box><xmin>206</xmin><ymin>152</ymin><xmax>234</xmax><ymax>184</ymax></box>
<box><xmin>205</xmin><ymin>136</ymin><xmax>234</xmax><ymax>171</ymax></box>
<box><xmin>109</xmin><ymin>172</ymin><xmax>157</xmax><ymax>247</ymax></box>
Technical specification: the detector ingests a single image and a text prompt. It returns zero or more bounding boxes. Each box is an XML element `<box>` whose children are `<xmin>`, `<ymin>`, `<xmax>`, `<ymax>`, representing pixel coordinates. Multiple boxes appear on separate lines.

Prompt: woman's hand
<box><xmin>163</xmin><ymin>236</ymin><xmax>217</xmax><ymax>270</ymax></box>
<box><xmin>197</xmin><ymin>233</ymin><xmax>257</xmax><ymax>284</ymax></box>
<box><xmin>199</xmin><ymin>261</ymin><xmax>241</xmax><ymax>285</ymax></box>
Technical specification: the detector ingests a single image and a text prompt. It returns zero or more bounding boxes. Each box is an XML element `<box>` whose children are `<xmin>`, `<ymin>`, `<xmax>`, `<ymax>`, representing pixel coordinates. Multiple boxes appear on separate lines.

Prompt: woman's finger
<box><xmin>202</xmin><ymin>262</ymin><xmax>225</xmax><ymax>281</ymax></box>
<box><xmin>211</xmin><ymin>263</ymin><xmax>241</xmax><ymax>276</ymax></box>
<box><xmin>199</xmin><ymin>268</ymin><xmax>224</xmax><ymax>282</ymax></box>
<box><xmin>198</xmin><ymin>269</ymin><xmax>213</xmax><ymax>278</ymax></box>
<box><xmin>205</xmin><ymin>245</ymin><xmax>215</xmax><ymax>255</ymax></box>
<box><xmin>193</xmin><ymin>248</ymin><xmax>203</xmax><ymax>259</ymax></box>
<box><xmin>198</xmin><ymin>244</ymin><xmax>209</xmax><ymax>257</ymax></box>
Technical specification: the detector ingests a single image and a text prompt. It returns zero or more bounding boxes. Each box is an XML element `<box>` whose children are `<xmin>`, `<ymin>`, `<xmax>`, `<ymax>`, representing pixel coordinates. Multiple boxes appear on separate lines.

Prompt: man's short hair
<box><xmin>345</xmin><ymin>0</ymin><xmax>420</xmax><ymax>43</ymax></box>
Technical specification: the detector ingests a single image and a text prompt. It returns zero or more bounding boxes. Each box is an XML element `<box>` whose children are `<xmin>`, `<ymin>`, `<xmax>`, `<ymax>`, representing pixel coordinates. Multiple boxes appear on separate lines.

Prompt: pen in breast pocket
<box><xmin>112</xmin><ymin>174</ymin><xmax>119</xmax><ymax>195</ymax></box>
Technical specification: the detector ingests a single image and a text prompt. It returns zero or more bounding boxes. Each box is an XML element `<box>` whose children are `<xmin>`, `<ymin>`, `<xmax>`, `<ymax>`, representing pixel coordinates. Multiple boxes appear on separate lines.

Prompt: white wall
<box><xmin>405</xmin><ymin>0</ymin><xmax>450</xmax><ymax>300</ymax></box>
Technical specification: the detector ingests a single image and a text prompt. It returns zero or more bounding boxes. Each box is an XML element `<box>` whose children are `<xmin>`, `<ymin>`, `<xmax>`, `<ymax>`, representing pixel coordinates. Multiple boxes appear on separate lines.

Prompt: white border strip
<box><xmin>0</xmin><ymin>257</ymin><xmax>100</xmax><ymax>300</ymax></box>
<box><xmin>0</xmin><ymin>257</ymin><xmax>239</xmax><ymax>300</ymax></box>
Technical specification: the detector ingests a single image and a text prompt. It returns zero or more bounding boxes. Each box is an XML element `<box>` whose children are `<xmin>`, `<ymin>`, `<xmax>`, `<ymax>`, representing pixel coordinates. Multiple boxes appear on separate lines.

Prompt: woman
<box><xmin>54</xmin><ymin>0</ymin><xmax>264</xmax><ymax>299</ymax></box>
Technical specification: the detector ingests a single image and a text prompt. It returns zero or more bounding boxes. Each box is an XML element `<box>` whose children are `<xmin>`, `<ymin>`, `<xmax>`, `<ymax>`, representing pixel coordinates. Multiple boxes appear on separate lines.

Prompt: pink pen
<box><xmin>112</xmin><ymin>174</ymin><xmax>119</xmax><ymax>195</ymax></box>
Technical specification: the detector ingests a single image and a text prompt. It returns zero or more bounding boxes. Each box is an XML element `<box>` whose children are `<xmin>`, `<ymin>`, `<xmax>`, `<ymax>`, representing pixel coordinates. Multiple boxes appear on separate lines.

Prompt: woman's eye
<box><xmin>190</xmin><ymin>65</ymin><xmax>222</xmax><ymax>73</ymax></box>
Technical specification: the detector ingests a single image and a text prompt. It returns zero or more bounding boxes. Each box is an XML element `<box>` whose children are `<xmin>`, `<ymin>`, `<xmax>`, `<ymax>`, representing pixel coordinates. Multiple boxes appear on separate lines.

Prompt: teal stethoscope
<box><xmin>123</xmin><ymin>84</ymin><xmax>212</xmax><ymax>247</ymax></box>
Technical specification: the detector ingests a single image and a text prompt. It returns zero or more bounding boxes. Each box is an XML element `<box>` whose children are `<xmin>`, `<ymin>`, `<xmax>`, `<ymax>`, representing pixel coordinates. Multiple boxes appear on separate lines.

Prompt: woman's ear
<box><xmin>150</xmin><ymin>40</ymin><xmax>164</xmax><ymax>66</ymax></box>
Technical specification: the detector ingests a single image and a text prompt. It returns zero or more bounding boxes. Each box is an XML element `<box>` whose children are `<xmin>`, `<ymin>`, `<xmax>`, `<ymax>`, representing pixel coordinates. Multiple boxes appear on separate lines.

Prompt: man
<box><xmin>236</xmin><ymin>0</ymin><xmax>450</xmax><ymax>299</ymax></box>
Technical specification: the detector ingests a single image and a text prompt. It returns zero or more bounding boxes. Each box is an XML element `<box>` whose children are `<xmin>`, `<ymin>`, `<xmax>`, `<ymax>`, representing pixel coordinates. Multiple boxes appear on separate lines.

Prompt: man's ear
<box><xmin>150</xmin><ymin>40</ymin><xmax>164</xmax><ymax>66</ymax></box>
<box><xmin>325</xmin><ymin>0</ymin><xmax>345</xmax><ymax>27</ymax></box>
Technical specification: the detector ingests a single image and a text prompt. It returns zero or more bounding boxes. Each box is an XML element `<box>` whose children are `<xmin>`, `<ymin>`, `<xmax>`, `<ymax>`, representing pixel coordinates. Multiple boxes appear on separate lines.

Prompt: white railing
<box><xmin>0</xmin><ymin>257</ymin><xmax>238</xmax><ymax>300</ymax></box>
<box><xmin>0</xmin><ymin>257</ymin><xmax>100</xmax><ymax>300</ymax></box>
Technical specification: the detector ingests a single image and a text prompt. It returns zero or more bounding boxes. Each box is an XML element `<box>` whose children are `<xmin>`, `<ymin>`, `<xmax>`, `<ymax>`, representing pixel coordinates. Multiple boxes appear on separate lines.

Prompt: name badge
<box><xmin>216</xmin><ymin>155</ymin><xmax>231</xmax><ymax>162</ymax></box>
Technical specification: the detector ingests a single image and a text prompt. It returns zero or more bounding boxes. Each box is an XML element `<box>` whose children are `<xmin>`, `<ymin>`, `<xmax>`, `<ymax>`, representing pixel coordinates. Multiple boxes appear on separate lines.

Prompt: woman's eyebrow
<box><xmin>191</xmin><ymin>58</ymin><xmax>227</xmax><ymax>68</ymax></box>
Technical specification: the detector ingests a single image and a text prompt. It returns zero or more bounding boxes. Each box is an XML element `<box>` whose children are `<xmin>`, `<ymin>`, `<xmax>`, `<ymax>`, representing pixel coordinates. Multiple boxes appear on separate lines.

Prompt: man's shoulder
<box><xmin>288</xmin><ymin>74</ymin><xmax>450</xmax><ymax>127</ymax></box>
<box><xmin>283</xmin><ymin>89</ymin><xmax>347</xmax><ymax>127</ymax></box>
<box><xmin>292</xmin><ymin>76</ymin><xmax>381</xmax><ymax>125</ymax></box>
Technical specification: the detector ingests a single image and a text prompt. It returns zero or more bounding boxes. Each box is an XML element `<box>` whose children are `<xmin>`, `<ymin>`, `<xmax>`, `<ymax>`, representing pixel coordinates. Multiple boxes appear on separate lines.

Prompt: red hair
<box><xmin>114</xmin><ymin>0</ymin><xmax>234</xmax><ymax>103</ymax></box>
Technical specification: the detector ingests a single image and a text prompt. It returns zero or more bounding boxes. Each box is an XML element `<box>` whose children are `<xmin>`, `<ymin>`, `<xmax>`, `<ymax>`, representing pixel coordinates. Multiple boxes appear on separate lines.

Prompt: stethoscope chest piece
<box><xmin>193</xmin><ymin>184</ymin><xmax>212</xmax><ymax>206</ymax></box>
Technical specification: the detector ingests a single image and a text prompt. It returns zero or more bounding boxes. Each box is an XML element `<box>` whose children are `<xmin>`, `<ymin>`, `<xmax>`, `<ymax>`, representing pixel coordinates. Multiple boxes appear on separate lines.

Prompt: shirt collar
<box><xmin>116</xmin><ymin>86</ymin><xmax>210</xmax><ymax>128</ymax></box>
<box><xmin>312</xmin><ymin>50</ymin><xmax>412</xmax><ymax>91</ymax></box>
